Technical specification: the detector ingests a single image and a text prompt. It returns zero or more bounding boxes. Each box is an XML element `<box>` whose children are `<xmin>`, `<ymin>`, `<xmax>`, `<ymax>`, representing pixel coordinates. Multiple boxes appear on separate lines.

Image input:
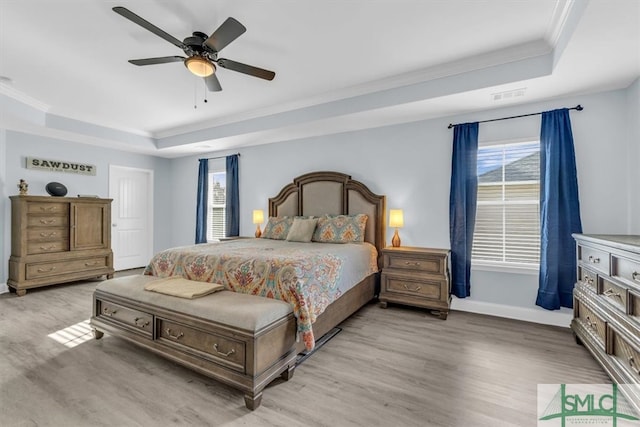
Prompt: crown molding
<box><xmin>0</xmin><ymin>83</ymin><xmax>50</xmax><ymax>112</ymax></box>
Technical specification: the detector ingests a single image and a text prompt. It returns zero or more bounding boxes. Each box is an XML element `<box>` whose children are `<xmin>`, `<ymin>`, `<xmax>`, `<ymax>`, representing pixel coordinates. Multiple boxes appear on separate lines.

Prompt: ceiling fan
<box><xmin>113</xmin><ymin>6</ymin><xmax>275</xmax><ymax>92</ymax></box>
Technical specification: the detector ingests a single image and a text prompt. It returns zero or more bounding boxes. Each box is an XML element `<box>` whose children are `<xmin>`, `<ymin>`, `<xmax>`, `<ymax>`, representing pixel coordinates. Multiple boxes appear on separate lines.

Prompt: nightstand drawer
<box><xmin>95</xmin><ymin>299</ymin><xmax>153</xmax><ymax>338</ymax></box>
<box><xmin>383</xmin><ymin>250</ymin><xmax>447</xmax><ymax>275</ymax></box>
<box><xmin>382</xmin><ymin>272</ymin><xmax>446</xmax><ymax>300</ymax></box>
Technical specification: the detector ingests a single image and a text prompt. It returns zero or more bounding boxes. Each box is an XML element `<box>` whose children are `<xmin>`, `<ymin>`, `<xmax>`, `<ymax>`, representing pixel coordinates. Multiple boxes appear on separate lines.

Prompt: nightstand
<box><xmin>379</xmin><ymin>246</ymin><xmax>451</xmax><ymax>319</ymax></box>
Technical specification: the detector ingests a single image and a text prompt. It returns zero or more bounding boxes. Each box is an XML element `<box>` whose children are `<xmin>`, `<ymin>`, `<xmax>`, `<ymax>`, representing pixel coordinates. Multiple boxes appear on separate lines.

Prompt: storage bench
<box><xmin>90</xmin><ymin>275</ymin><xmax>297</xmax><ymax>410</ymax></box>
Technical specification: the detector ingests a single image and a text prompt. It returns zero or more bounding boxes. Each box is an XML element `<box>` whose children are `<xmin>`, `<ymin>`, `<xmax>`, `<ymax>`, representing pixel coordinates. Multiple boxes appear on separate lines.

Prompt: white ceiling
<box><xmin>0</xmin><ymin>0</ymin><xmax>638</xmax><ymax>158</ymax></box>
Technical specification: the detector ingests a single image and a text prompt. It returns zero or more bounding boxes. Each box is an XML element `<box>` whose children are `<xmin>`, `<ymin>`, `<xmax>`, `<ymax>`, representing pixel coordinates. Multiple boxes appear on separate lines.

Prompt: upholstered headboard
<box><xmin>268</xmin><ymin>171</ymin><xmax>386</xmax><ymax>265</ymax></box>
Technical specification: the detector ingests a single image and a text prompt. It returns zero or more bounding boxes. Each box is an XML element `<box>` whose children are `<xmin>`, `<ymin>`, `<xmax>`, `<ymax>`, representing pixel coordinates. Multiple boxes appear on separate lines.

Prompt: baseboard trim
<box><xmin>451</xmin><ymin>297</ymin><xmax>573</xmax><ymax>328</ymax></box>
<box><xmin>0</xmin><ymin>283</ymin><xmax>8</xmax><ymax>294</ymax></box>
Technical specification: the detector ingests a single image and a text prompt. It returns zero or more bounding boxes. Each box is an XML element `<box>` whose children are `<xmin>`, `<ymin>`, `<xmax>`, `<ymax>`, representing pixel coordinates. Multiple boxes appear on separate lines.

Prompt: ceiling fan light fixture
<box><xmin>185</xmin><ymin>56</ymin><xmax>215</xmax><ymax>77</ymax></box>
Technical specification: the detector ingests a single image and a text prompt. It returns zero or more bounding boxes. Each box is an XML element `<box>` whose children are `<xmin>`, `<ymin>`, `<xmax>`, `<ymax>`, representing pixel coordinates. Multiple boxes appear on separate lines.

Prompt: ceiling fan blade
<box><xmin>204</xmin><ymin>17</ymin><xmax>246</xmax><ymax>53</ymax></box>
<box><xmin>129</xmin><ymin>56</ymin><xmax>185</xmax><ymax>66</ymax></box>
<box><xmin>217</xmin><ymin>58</ymin><xmax>275</xmax><ymax>80</ymax></box>
<box><xmin>205</xmin><ymin>74</ymin><xmax>223</xmax><ymax>92</ymax></box>
<box><xmin>113</xmin><ymin>6</ymin><xmax>186</xmax><ymax>50</ymax></box>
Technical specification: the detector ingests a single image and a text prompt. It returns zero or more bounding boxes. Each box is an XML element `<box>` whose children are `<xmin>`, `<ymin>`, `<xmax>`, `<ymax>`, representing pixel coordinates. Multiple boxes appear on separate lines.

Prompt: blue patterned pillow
<box><xmin>312</xmin><ymin>214</ymin><xmax>368</xmax><ymax>243</ymax></box>
<box><xmin>261</xmin><ymin>216</ymin><xmax>294</xmax><ymax>240</ymax></box>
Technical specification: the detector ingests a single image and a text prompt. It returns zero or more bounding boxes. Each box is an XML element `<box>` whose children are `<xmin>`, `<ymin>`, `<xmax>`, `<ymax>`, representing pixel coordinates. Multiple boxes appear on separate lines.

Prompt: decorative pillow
<box><xmin>261</xmin><ymin>216</ymin><xmax>294</xmax><ymax>240</ymax></box>
<box><xmin>312</xmin><ymin>214</ymin><xmax>368</xmax><ymax>243</ymax></box>
<box><xmin>286</xmin><ymin>217</ymin><xmax>319</xmax><ymax>243</ymax></box>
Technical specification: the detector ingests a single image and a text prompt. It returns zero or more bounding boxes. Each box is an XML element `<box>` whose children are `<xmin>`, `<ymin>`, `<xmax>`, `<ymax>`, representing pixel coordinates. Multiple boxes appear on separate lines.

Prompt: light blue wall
<box><xmin>169</xmin><ymin>87</ymin><xmax>634</xmax><ymax>313</ymax></box>
<box><xmin>0</xmin><ymin>132</ymin><xmax>173</xmax><ymax>284</ymax></box>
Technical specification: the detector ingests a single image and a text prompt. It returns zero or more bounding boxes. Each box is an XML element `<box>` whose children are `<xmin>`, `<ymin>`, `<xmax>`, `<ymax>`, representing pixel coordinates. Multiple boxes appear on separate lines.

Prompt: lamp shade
<box><xmin>389</xmin><ymin>209</ymin><xmax>404</xmax><ymax>228</ymax></box>
<box><xmin>252</xmin><ymin>210</ymin><xmax>264</xmax><ymax>224</ymax></box>
<box><xmin>185</xmin><ymin>56</ymin><xmax>215</xmax><ymax>77</ymax></box>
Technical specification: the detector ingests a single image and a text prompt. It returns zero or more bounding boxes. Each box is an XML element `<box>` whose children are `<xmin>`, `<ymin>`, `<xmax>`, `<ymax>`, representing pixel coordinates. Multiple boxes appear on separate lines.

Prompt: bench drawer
<box><xmin>158</xmin><ymin>318</ymin><xmax>246</xmax><ymax>373</ymax></box>
<box><xmin>96</xmin><ymin>299</ymin><xmax>153</xmax><ymax>338</ymax></box>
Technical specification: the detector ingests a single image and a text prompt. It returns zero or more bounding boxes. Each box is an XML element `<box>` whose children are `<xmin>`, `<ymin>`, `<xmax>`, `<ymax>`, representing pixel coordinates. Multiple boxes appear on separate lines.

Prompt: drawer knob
<box><xmin>402</xmin><ymin>283</ymin><xmax>422</xmax><ymax>292</ymax></box>
<box><xmin>39</xmin><ymin>206</ymin><xmax>57</xmax><ymax>212</ymax></box>
<box><xmin>585</xmin><ymin>315</ymin><xmax>597</xmax><ymax>330</ymax></box>
<box><xmin>39</xmin><ymin>219</ymin><xmax>56</xmax><ymax>225</ymax></box>
<box><xmin>37</xmin><ymin>266</ymin><xmax>56</xmax><ymax>273</ymax></box>
<box><xmin>39</xmin><ymin>245</ymin><xmax>57</xmax><ymax>251</ymax></box>
<box><xmin>165</xmin><ymin>328</ymin><xmax>184</xmax><ymax>340</ymax></box>
<box><xmin>213</xmin><ymin>343</ymin><xmax>236</xmax><ymax>357</ymax></box>
<box><xmin>603</xmin><ymin>288</ymin><xmax>621</xmax><ymax>299</ymax></box>
<box><xmin>629</xmin><ymin>357</ymin><xmax>640</xmax><ymax>375</ymax></box>
<box><xmin>588</xmin><ymin>255</ymin><xmax>600</xmax><ymax>264</ymax></box>
<box><xmin>85</xmin><ymin>261</ymin><xmax>99</xmax><ymax>267</ymax></box>
<box><xmin>632</xmin><ymin>271</ymin><xmax>640</xmax><ymax>283</ymax></box>
<box><xmin>39</xmin><ymin>232</ymin><xmax>57</xmax><ymax>237</ymax></box>
<box><xmin>102</xmin><ymin>307</ymin><xmax>117</xmax><ymax>317</ymax></box>
<box><xmin>134</xmin><ymin>317</ymin><xmax>150</xmax><ymax>328</ymax></box>
<box><xmin>404</xmin><ymin>261</ymin><xmax>421</xmax><ymax>267</ymax></box>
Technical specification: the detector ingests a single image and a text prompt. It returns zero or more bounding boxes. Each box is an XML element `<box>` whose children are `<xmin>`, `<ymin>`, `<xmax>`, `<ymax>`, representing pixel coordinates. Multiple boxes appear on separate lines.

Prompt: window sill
<box><xmin>472</xmin><ymin>261</ymin><xmax>539</xmax><ymax>276</ymax></box>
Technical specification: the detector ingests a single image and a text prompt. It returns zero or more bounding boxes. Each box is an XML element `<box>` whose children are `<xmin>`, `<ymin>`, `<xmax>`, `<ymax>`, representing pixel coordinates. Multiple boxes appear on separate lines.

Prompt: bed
<box><xmin>90</xmin><ymin>171</ymin><xmax>386</xmax><ymax>408</ymax></box>
<box><xmin>146</xmin><ymin>171</ymin><xmax>385</xmax><ymax>350</ymax></box>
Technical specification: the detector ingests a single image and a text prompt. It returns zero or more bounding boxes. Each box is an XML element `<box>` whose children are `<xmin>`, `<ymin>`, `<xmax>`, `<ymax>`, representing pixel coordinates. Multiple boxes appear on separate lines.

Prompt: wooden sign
<box><xmin>26</xmin><ymin>157</ymin><xmax>96</xmax><ymax>176</ymax></box>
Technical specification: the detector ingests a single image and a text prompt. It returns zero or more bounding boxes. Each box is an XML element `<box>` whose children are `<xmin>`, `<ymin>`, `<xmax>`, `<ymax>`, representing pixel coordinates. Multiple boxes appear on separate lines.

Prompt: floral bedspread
<box><xmin>143</xmin><ymin>239</ymin><xmax>377</xmax><ymax>350</ymax></box>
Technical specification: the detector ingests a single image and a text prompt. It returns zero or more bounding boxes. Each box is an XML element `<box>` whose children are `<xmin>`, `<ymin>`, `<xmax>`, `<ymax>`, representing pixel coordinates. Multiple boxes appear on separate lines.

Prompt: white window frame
<box><xmin>206</xmin><ymin>159</ymin><xmax>226</xmax><ymax>242</ymax></box>
<box><xmin>471</xmin><ymin>139</ymin><xmax>540</xmax><ymax>274</ymax></box>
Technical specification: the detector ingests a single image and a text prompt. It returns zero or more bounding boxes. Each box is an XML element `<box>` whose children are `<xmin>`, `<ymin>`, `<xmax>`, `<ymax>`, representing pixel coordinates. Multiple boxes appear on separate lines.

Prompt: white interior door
<box><xmin>109</xmin><ymin>165</ymin><xmax>153</xmax><ymax>271</ymax></box>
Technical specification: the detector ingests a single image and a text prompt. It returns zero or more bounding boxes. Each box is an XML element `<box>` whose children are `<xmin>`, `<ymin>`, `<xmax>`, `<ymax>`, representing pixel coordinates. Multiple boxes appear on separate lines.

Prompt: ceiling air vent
<box><xmin>491</xmin><ymin>87</ymin><xmax>526</xmax><ymax>101</ymax></box>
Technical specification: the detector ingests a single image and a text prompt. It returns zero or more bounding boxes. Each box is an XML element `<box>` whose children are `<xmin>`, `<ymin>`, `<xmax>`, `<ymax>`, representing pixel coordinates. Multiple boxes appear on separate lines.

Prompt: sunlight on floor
<box><xmin>48</xmin><ymin>319</ymin><xmax>94</xmax><ymax>348</ymax></box>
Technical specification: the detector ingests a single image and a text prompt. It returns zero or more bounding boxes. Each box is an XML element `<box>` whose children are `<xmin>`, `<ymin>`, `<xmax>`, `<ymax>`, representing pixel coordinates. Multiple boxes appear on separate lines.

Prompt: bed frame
<box><xmin>268</xmin><ymin>171</ymin><xmax>386</xmax><ymax>352</ymax></box>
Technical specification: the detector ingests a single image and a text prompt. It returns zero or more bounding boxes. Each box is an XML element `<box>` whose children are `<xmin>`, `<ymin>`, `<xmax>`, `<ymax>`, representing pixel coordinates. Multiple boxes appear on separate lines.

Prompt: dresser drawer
<box><xmin>578</xmin><ymin>266</ymin><xmax>597</xmax><ymax>290</ymax></box>
<box><xmin>609</xmin><ymin>325</ymin><xmax>640</xmax><ymax>381</ymax></box>
<box><xmin>26</xmin><ymin>240</ymin><xmax>70</xmax><ymax>255</ymax></box>
<box><xmin>629</xmin><ymin>289</ymin><xmax>640</xmax><ymax>327</ymax></box>
<box><xmin>96</xmin><ymin>299</ymin><xmax>153</xmax><ymax>338</ymax></box>
<box><xmin>382</xmin><ymin>272</ymin><xmax>446</xmax><ymax>301</ymax></box>
<box><xmin>574</xmin><ymin>298</ymin><xmax>606</xmax><ymax>347</ymax></box>
<box><xmin>26</xmin><ymin>228</ymin><xmax>69</xmax><ymax>242</ymax></box>
<box><xmin>26</xmin><ymin>256</ymin><xmax>108</xmax><ymax>279</ymax></box>
<box><xmin>26</xmin><ymin>215</ymin><xmax>69</xmax><ymax>228</ymax></box>
<box><xmin>26</xmin><ymin>202</ymin><xmax>69</xmax><ymax>215</ymax></box>
<box><xmin>579</xmin><ymin>244</ymin><xmax>610</xmax><ymax>275</ymax></box>
<box><xmin>384</xmin><ymin>253</ymin><xmax>446</xmax><ymax>276</ymax></box>
<box><xmin>158</xmin><ymin>318</ymin><xmax>246</xmax><ymax>373</ymax></box>
<box><xmin>598</xmin><ymin>277</ymin><xmax>628</xmax><ymax>313</ymax></box>
<box><xmin>612</xmin><ymin>255</ymin><xmax>640</xmax><ymax>289</ymax></box>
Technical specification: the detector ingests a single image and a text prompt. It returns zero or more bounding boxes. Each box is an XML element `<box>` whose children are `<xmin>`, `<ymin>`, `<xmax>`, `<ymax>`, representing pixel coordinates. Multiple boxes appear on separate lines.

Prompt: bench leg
<box><xmin>244</xmin><ymin>391</ymin><xmax>263</xmax><ymax>410</ymax></box>
<box><xmin>93</xmin><ymin>329</ymin><xmax>104</xmax><ymax>340</ymax></box>
<box><xmin>281</xmin><ymin>364</ymin><xmax>295</xmax><ymax>381</ymax></box>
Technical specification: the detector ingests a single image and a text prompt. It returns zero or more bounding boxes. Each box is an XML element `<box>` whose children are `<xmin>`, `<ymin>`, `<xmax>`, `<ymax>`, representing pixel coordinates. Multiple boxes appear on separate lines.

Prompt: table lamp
<box><xmin>253</xmin><ymin>210</ymin><xmax>264</xmax><ymax>238</ymax></box>
<box><xmin>389</xmin><ymin>209</ymin><xmax>404</xmax><ymax>247</ymax></box>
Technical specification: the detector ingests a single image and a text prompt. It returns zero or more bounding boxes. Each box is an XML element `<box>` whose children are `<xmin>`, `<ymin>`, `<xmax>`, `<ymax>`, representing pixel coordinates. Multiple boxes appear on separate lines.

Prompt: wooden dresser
<box><xmin>379</xmin><ymin>246</ymin><xmax>451</xmax><ymax>319</ymax></box>
<box><xmin>8</xmin><ymin>195</ymin><xmax>114</xmax><ymax>296</ymax></box>
<box><xmin>572</xmin><ymin>234</ymin><xmax>640</xmax><ymax>413</ymax></box>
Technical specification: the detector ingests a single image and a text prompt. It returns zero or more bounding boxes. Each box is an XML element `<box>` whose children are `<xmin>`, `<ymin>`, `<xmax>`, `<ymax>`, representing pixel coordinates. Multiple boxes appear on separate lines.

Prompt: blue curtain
<box><xmin>225</xmin><ymin>154</ymin><xmax>240</xmax><ymax>237</ymax></box>
<box><xmin>536</xmin><ymin>109</ymin><xmax>582</xmax><ymax>310</ymax></box>
<box><xmin>195</xmin><ymin>158</ymin><xmax>208</xmax><ymax>244</ymax></box>
<box><xmin>449</xmin><ymin>122</ymin><xmax>479</xmax><ymax>298</ymax></box>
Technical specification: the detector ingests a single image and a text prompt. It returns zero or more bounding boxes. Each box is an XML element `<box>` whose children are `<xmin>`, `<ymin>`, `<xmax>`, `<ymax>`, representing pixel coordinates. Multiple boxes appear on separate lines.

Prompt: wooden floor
<box><xmin>0</xmin><ymin>271</ymin><xmax>609</xmax><ymax>427</ymax></box>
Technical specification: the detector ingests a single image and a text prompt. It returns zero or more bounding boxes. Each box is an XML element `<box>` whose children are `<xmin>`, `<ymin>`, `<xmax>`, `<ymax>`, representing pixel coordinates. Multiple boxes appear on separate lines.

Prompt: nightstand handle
<box><xmin>402</xmin><ymin>283</ymin><xmax>422</xmax><ymax>292</ymax></box>
<box><xmin>404</xmin><ymin>261</ymin><xmax>421</xmax><ymax>267</ymax></box>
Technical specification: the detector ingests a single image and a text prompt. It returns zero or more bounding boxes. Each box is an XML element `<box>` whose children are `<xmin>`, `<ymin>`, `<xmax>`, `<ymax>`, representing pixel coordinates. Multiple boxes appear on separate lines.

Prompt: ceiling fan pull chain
<box><xmin>203</xmin><ymin>79</ymin><xmax>208</xmax><ymax>104</ymax></box>
<box><xmin>194</xmin><ymin>78</ymin><xmax>198</xmax><ymax>109</ymax></box>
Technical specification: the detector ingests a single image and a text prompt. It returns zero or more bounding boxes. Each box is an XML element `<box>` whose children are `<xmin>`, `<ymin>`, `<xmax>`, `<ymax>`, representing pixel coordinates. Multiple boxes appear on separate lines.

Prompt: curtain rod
<box><xmin>198</xmin><ymin>152</ymin><xmax>241</xmax><ymax>161</ymax></box>
<box><xmin>447</xmin><ymin>105</ymin><xmax>583</xmax><ymax>129</ymax></box>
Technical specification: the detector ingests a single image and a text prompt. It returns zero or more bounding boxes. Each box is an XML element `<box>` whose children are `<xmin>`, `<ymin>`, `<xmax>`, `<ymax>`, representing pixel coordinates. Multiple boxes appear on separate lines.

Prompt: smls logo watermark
<box><xmin>538</xmin><ymin>384</ymin><xmax>640</xmax><ymax>426</ymax></box>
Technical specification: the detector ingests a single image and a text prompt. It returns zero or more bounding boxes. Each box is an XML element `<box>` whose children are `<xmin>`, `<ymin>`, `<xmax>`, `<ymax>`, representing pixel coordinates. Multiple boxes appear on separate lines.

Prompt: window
<box><xmin>472</xmin><ymin>141</ymin><xmax>540</xmax><ymax>267</ymax></box>
<box><xmin>206</xmin><ymin>164</ymin><xmax>226</xmax><ymax>241</ymax></box>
